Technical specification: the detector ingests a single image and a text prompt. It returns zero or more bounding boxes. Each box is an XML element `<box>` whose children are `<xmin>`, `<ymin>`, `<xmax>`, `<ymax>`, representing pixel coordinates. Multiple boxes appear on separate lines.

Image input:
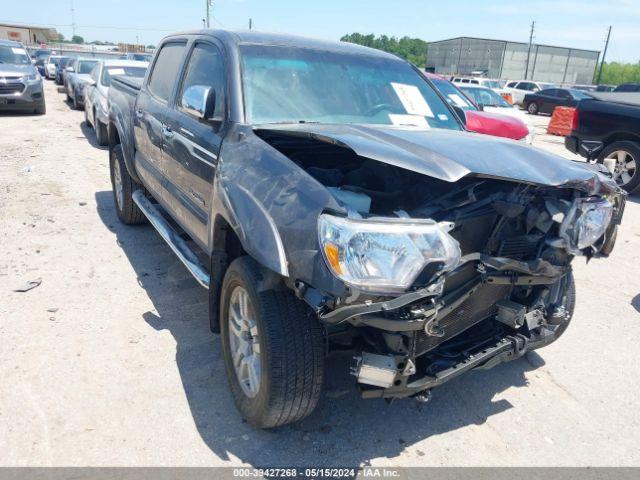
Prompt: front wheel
<box><xmin>598</xmin><ymin>141</ymin><xmax>640</xmax><ymax>193</ymax></box>
<box><xmin>220</xmin><ymin>257</ymin><xmax>325</xmax><ymax>428</ymax></box>
<box><xmin>527</xmin><ymin>101</ymin><xmax>539</xmax><ymax>115</ymax></box>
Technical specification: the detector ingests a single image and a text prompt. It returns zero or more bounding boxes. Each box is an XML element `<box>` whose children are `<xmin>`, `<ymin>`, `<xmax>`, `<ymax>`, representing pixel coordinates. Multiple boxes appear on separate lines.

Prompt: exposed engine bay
<box><xmin>258</xmin><ymin>129</ymin><xmax>626</xmax><ymax>401</ymax></box>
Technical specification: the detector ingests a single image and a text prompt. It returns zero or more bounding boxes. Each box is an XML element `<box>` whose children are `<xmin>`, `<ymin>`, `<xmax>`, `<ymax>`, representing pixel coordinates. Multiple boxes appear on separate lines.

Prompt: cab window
<box><xmin>177</xmin><ymin>42</ymin><xmax>226</xmax><ymax>120</ymax></box>
<box><xmin>148</xmin><ymin>42</ymin><xmax>186</xmax><ymax>102</ymax></box>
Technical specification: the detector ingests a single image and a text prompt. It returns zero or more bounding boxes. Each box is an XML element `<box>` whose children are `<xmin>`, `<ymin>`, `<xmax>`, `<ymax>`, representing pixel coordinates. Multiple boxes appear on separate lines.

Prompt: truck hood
<box><xmin>256</xmin><ymin>123</ymin><xmax>618</xmax><ymax>195</ymax></box>
<box><xmin>0</xmin><ymin>64</ymin><xmax>37</xmax><ymax>77</ymax></box>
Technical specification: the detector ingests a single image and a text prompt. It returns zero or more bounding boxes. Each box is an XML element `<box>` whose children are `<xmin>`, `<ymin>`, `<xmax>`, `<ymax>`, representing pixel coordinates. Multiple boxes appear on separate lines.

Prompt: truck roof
<box><xmin>164</xmin><ymin>29</ymin><xmax>400</xmax><ymax>61</ymax></box>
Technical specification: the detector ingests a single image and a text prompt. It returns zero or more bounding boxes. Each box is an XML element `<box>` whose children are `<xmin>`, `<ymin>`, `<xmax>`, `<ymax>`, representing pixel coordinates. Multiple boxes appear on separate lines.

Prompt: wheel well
<box><xmin>108</xmin><ymin>122</ymin><xmax>120</xmax><ymax>149</ymax></box>
<box><xmin>209</xmin><ymin>216</ymin><xmax>247</xmax><ymax>333</ymax></box>
<box><xmin>603</xmin><ymin>133</ymin><xmax>640</xmax><ymax>147</ymax></box>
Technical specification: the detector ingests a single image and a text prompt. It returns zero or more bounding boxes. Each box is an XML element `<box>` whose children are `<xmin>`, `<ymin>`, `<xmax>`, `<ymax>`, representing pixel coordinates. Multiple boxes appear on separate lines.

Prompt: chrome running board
<box><xmin>132</xmin><ymin>190</ymin><xmax>210</xmax><ymax>289</ymax></box>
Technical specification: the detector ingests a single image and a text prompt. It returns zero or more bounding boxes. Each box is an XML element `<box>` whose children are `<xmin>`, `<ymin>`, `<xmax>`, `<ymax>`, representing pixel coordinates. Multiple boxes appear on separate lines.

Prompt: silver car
<box><xmin>65</xmin><ymin>58</ymin><xmax>99</xmax><ymax>110</ymax></box>
<box><xmin>0</xmin><ymin>39</ymin><xmax>45</xmax><ymax>114</ymax></box>
<box><xmin>84</xmin><ymin>59</ymin><xmax>148</xmax><ymax>145</ymax></box>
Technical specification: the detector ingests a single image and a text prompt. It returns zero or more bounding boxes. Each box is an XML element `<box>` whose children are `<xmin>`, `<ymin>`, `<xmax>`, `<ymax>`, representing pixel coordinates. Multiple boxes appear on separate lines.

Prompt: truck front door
<box><xmin>161</xmin><ymin>40</ymin><xmax>226</xmax><ymax>249</ymax></box>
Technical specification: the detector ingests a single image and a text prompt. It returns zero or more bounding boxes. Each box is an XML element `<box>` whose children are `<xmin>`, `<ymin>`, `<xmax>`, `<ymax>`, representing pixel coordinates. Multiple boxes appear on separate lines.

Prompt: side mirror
<box><xmin>532</xmin><ymin>87</ymin><xmax>540</xmax><ymax>92</ymax></box>
<box><xmin>66</xmin><ymin>66</ymin><xmax>74</xmax><ymax>72</ymax></box>
<box><xmin>476</xmin><ymin>103</ymin><xmax>484</xmax><ymax>111</ymax></box>
<box><xmin>181</xmin><ymin>85</ymin><xmax>217</xmax><ymax>121</ymax></box>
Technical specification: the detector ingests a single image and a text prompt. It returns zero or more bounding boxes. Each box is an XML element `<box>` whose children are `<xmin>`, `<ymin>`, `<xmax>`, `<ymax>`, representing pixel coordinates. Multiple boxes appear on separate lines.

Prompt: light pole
<box><xmin>205</xmin><ymin>0</ymin><xmax>214</xmax><ymax>28</ymax></box>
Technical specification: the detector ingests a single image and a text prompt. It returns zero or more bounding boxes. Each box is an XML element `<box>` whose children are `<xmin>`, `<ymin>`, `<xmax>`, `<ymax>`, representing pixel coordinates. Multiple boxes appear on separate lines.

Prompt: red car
<box><xmin>427</xmin><ymin>73</ymin><xmax>531</xmax><ymax>143</ymax></box>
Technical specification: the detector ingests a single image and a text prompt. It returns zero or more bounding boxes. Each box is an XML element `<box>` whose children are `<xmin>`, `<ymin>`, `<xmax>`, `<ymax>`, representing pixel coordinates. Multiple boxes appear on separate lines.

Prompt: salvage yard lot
<box><xmin>1</xmin><ymin>79</ymin><xmax>640</xmax><ymax>466</ymax></box>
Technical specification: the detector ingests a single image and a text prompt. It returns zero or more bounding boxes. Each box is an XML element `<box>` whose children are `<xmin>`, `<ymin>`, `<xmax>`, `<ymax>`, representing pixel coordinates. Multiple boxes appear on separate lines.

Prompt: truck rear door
<box><xmin>161</xmin><ymin>40</ymin><xmax>226</xmax><ymax>248</ymax></box>
<box><xmin>134</xmin><ymin>41</ymin><xmax>187</xmax><ymax>200</ymax></box>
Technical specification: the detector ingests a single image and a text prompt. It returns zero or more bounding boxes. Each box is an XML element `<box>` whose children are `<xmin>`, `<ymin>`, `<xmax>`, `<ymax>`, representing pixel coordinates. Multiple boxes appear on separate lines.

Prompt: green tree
<box><xmin>597</xmin><ymin>61</ymin><xmax>640</xmax><ymax>86</ymax></box>
<box><xmin>71</xmin><ymin>35</ymin><xmax>84</xmax><ymax>44</ymax></box>
<box><xmin>340</xmin><ymin>33</ymin><xmax>428</xmax><ymax>67</ymax></box>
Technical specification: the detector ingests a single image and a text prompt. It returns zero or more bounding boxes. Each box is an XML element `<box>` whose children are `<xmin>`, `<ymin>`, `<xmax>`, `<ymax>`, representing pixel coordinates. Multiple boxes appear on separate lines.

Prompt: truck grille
<box><xmin>416</xmin><ymin>283</ymin><xmax>511</xmax><ymax>355</ymax></box>
<box><xmin>0</xmin><ymin>82</ymin><xmax>25</xmax><ymax>95</ymax></box>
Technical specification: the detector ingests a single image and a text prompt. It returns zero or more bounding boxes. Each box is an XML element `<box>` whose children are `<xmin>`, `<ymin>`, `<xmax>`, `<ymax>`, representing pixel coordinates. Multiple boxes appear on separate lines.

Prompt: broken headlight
<box><xmin>574</xmin><ymin>199</ymin><xmax>613</xmax><ymax>249</ymax></box>
<box><xmin>318</xmin><ymin>214</ymin><xmax>461</xmax><ymax>294</ymax></box>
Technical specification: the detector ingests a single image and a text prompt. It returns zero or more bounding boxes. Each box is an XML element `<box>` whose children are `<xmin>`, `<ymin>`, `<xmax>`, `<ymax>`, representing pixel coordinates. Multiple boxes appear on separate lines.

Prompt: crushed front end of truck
<box><xmin>256</xmin><ymin>125</ymin><xmax>626</xmax><ymax>402</ymax></box>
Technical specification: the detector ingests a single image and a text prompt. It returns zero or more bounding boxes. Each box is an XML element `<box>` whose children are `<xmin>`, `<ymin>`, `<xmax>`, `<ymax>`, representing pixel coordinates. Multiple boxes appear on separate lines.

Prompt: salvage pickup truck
<box><xmin>108</xmin><ymin>30</ymin><xmax>626</xmax><ymax>428</ymax></box>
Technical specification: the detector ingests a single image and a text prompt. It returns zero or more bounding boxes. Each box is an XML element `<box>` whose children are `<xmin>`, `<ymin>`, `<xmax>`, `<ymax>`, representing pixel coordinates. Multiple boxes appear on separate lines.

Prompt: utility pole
<box><xmin>524</xmin><ymin>21</ymin><xmax>535</xmax><ymax>80</ymax></box>
<box><xmin>597</xmin><ymin>26</ymin><xmax>612</xmax><ymax>84</ymax></box>
<box><xmin>205</xmin><ymin>0</ymin><xmax>214</xmax><ymax>28</ymax></box>
<box><xmin>70</xmin><ymin>0</ymin><xmax>76</xmax><ymax>38</ymax></box>
<box><xmin>249</xmin><ymin>18</ymin><xmax>252</xmax><ymax>30</ymax></box>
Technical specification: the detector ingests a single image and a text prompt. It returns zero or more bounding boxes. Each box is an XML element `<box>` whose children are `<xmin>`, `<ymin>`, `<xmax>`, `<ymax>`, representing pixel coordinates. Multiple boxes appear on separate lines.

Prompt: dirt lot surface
<box><xmin>2</xmin><ymin>80</ymin><xmax>640</xmax><ymax>467</ymax></box>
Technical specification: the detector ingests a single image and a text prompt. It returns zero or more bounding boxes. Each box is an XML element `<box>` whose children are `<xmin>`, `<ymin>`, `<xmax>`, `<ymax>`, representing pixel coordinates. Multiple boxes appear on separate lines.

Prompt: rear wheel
<box><xmin>73</xmin><ymin>92</ymin><xmax>81</xmax><ymax>110</ymax></box>
<box><xmin>527</xmin><ymin>101</ymin><xmax>539</xmax><ymax>115</ymax></box>
<box><xmin>598</xmin><ymin>141</ymin><xmax>640</xmax><ymax>193</ymax></box>
<box><xmin>220</xmin><ymin>257</ymin><xmax>325</xmax><ymax>428</ymax></box>
<box><xmin>109</xmin><ymin>144</ymin><xmax>147</xmax><ymax>225</ymax></box>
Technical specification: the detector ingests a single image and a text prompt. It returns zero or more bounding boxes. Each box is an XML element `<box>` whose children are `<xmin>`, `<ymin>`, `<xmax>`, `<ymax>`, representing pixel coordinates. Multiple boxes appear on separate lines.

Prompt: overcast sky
<box><xmin>3</xmin><ymin>0</ymin><xmax>639</xmax><ymax>62</ymax></box>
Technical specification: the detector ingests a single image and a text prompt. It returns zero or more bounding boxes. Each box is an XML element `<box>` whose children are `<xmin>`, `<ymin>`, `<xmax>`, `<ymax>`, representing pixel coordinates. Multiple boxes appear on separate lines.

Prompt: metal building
<box><xmin>427</xmin><ymin>37</ymin><xmax>600</xmax><ymax>85</ymax></box>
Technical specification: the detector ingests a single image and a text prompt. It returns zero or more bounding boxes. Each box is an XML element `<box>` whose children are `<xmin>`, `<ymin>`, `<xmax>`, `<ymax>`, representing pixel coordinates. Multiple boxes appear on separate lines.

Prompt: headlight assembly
<box><xmin>23</xmin><ymin>73</ymin><xmax>41</xmax><ymax>84</ymax></box>
<box><xmin>318</xmin><ymin>214</ymin><xmax>461</xmax><ymax>294</ymax></box>
<box><xmin>557</xmin><ymin>197</ymin><xmax>614</xmax><ymax>253</ymax></box>
<box><xmin>574</xmin><ymin>199</ymin><xmax>613</xmax><ymax>249</ymax></box>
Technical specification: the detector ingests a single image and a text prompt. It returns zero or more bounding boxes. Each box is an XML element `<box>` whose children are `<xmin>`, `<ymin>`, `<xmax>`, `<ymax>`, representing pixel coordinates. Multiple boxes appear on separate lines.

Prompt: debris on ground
<box><xmin>13</xmin><ymin>278</ymin><xmax>42</xmax><ymax>292</ymax></box>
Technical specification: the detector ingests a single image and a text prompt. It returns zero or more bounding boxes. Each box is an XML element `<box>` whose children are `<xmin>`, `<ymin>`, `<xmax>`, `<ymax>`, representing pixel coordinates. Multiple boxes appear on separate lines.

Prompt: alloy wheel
<box><xmin>605</xmin><ymin>149</ymin><xmax>637</xmax><ymax>187</ymax></box>
<box><xmin>228</xmin><ymin>286</ymin><xmax>261</xmax><ymax>398</ymax></box>
<box><xmin>112</xmin><ymin>157</ymin><xmax>124</xmax><ymax>210</ymax></box>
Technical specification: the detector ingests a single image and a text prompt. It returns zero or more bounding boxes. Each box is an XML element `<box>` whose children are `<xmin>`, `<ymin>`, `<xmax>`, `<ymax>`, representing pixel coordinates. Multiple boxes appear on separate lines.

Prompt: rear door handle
<box><xmin>162</xmin><ymin>125</ymin><xmax>174</xmax><ymax>138</ymax></box>
<box><xmin>135</xmin><ymin>109</ymin><xmax>143</xmax><ymax>119</ymax></box>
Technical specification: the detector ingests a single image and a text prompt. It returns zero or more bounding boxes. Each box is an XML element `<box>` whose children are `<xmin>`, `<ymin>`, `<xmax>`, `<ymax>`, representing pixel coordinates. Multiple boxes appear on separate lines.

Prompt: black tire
<box><xmin>220</xmin><ymin>257</ymin><xmax>325</xmax><ymax>428</ymax></box>
<box><xmin>73</xmin><ymin>92</ymin><xmax>81</xmax><ymax>110</ymax></box>
<box><xmin>95</xmin><ymin>118</ymin><xmax>108</xmax><ymax>146</ymax></box>
<box><xmin>597</xmin><ymin>141</ymin><xmax>640</xmax><ymax>194</ymax></box>
<box><xmin>531</xmin><ymin>272</ymin><xmax>575</xmax><ymax>349</ymax></box>
<box><xmin>35</xmin><ymin>101</ymin><xmax>46</xmax><ymax>115</ymax></box>
<box><xmin>527</xmin><ymin>101</ymin><xmax>539</xmax><ymax>115</ymax></box>
<box><xmin>109</xmin><ymin>144</ymin><xmax>147</xmax><ymax>225</ymax></box>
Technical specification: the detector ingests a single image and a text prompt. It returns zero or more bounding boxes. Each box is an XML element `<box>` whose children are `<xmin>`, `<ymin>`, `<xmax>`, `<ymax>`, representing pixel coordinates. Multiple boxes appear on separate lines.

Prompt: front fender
<box><xmin>209</xmin><ymin>125</ymin><xmax>347</xmax><ymax>296</ymax></box>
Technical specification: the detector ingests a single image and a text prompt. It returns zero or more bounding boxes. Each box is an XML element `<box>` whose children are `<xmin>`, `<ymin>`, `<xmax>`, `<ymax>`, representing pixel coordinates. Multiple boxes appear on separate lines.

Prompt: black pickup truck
<box><xmin>108</xmin><ymin>29</ymin><xmax>625</xmax><ymax>428</ymax></box>
<box><xmin>565</xmin><ymin>93</ymin><xmax>640</xmax><ymax>193</ymax></box>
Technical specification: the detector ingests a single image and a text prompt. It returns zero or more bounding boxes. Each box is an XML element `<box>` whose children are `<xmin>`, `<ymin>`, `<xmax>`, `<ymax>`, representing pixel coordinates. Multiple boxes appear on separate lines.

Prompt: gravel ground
<box><xmin>1</xmin><ymin>80</ymin><xmax>639</xmax><ymax>467</ymax></box>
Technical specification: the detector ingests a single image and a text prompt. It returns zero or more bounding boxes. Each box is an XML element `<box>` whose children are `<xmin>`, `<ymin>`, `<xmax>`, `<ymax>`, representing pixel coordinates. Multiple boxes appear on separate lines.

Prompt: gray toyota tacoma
<box><xmin>108</xmin><ymin>29</ymin><xmax>625</xmax><ymax>428</ymax></box>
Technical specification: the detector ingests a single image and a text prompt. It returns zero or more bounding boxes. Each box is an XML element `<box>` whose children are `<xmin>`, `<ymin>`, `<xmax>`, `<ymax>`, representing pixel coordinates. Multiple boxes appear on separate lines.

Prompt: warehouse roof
<box><xmin>428</xmin><ymin>36</ymin><xmax>599</xmax><ymax>55</ymax></box>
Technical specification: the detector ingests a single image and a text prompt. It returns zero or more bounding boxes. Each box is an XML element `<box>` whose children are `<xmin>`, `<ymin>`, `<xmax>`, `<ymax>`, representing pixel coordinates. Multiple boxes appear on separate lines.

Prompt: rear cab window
<box><xmin>147</xmin><ymin>42</ymin><xmax>187</xmax><ymax>102</ymax></box>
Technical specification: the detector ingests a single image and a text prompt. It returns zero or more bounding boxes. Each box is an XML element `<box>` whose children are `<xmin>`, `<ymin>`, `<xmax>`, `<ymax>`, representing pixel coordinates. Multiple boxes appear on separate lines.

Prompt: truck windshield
<box><xmin>0</xmin><ymin>45</ymin><xmax>31</xmax><ymax>65</ymax></box>
<box><xmin>240</xmin><ymin>45</ymin><xmax>460</xmax><ymax>130</ymax></box>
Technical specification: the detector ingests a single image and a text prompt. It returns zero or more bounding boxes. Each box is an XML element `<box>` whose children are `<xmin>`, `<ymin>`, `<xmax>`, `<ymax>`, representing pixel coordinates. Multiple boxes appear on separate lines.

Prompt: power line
<box><xmin>0</xmin><ymin>19</ymin><xmax>175</xmax><ymax>32</ymax></box>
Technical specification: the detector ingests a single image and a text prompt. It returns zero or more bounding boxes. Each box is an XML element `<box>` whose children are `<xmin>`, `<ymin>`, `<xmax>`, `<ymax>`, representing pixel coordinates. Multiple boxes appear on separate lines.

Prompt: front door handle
<box><xmin>135</xmin><ymin>109</ymin><xmax>143</xmax><ymax>119</ymax></box>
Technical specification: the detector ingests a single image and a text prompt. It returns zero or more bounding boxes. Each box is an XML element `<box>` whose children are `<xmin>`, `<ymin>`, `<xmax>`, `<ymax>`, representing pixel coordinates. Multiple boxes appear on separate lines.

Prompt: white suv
<box><xmin>504</xmin><ymin>80</ymin><xmax>556</xmax><ymax>107</ymax></box>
